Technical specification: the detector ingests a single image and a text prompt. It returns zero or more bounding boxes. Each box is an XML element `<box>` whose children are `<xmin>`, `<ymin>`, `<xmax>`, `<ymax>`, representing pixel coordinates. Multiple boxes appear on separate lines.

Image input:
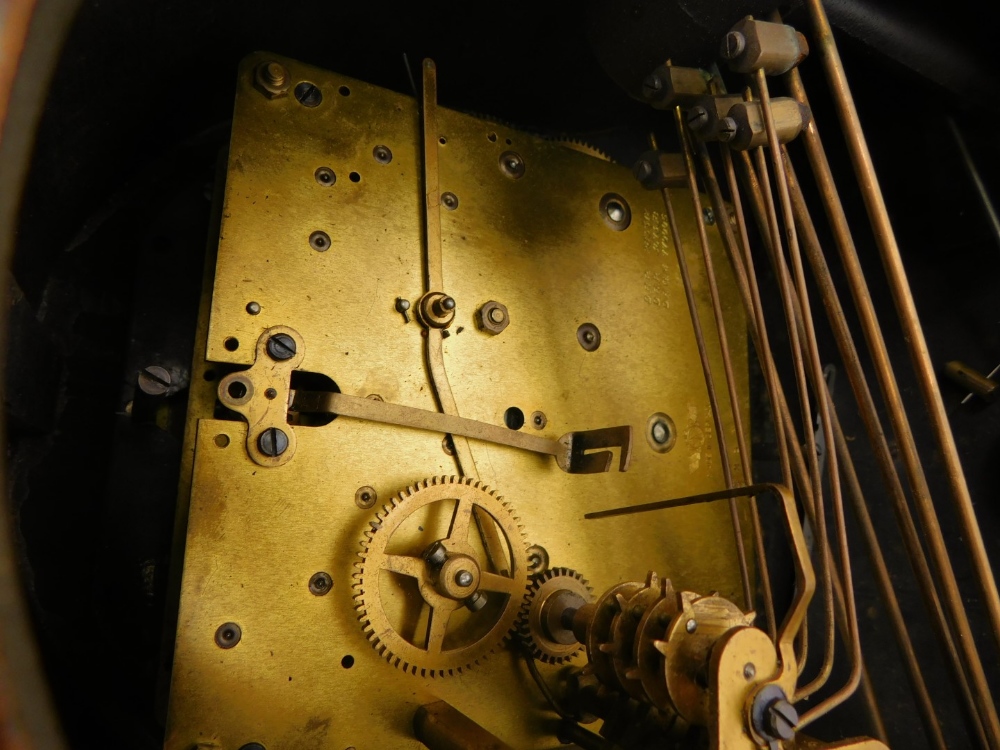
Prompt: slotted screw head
<box><xmin>766</xmin><ymin>699</ymin><xmax>799</xmax><ymax>741</ymax></box>
<box><xmin>137</xmin><ymin>365</ymin><xmax>171</xmax><ymax>396</ymax></box>
<box><xmin>718</xmin><ymin>117</ymin><xmax>738</xmax><ymax>142</ymax></box>
<box><xmin>642</xmin><ymin>73</ymin><xmax>664</xmax><ymax>99</ymax></box>
<box><xmin>266</xmin><ymin>333</ymin><xmax>297</xmax><ymax>361</ymax></box>
<box><xmin>687</xmin><ymin>105</ymin><xmax>710</xmax><ymax>131</ymax></box>
<box><xmin>258</xmin><ymin>427</ymin><xmax>289</xmax><ymax>457</ymax></box>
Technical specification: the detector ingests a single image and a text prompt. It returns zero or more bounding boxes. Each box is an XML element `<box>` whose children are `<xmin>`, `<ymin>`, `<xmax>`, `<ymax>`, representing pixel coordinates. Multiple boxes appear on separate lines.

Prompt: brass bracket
<box><xmin>291</xmin><ymin>390</ymin><xmax>633</xmax><ymax>474</ymax></box>
<box><xmin>216</xmin><ymin>326</ymin><xmax>304</xmax><ymax>467</ymax></box>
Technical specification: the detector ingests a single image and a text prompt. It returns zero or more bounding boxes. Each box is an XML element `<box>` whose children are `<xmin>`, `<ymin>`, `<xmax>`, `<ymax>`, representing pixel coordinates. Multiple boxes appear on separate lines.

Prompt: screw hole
<box><xmin>309</xmin><ymin>230</ymin><xmax>331</xmax><ymax>251</ymax></box>
<box><xmin>349</xmin><ymin>171</ymin><xmax>361</xmax><ymax>183</ymax></box>
<box><xmin>646</xmin><ymin>413</ymin><xmax>677</xmax><ymax>453</ymax></box>
<box><xmin>339</xmin><ymin>85</ymin><xmax>351</xmax><ymax>96</ymax></box>
<box><xmin>577</xmin><ymin>323</ymin><xmax>601</xmax><ymax>352</ymax></box>
<box><xmin>315</xmin><ymin>167</ymin><xmax>336</xmax><ymax>186</ymax></box>
<box><xmin>488</xmin><ymin>132</ymin><xmax>497</xmax><ymax>142</ymax></box>
<box><xmin>224</xmin><ymin>337</ymin><xmax>239</xmax><ymax>352</ymax></box>
<box><xmin>294</xmin><ymin>81</ymin><xmax>322</xmax><ymax>107</ymax></box>
<box><xmin>309</xmin><ymin>571</ymin><xmax>333</xmax><ymax>596</ymax></box>
<box><xmin>439</xmin><ymin>136</ymin><xmax>447</xmax><ymax>145</ymax></box>
<box><xmin>341</xmin><ymin>655</ymin><xmax>355</xmax><ymax>668</ymax></box>
<box><xmin>600</xmin><ymin>193</ymin><xmax>631</xmax><ymax>231</ymax></box>
<box><xmin>214</xmin><ymin>434</ymin><xmax>230</xmax><ymax>448</ymax></box>
<box><xmin>504</xmin><ymin>406</ymin><xmax>525</xmax><ymax>430</ymax></box>
<box><xmin>215</xmin><ymin>622</ymin><xmax>242</xmax><ymax>649</ymax></box>
<box><xmin>505</xmin><ymin>137</ymin><xmax>512</xmax><ymax>145</ymax></box>
<box><xmin>227</xmin><ymin>381</ymin><xmax>248</xmax><ymax>399</ymax></box>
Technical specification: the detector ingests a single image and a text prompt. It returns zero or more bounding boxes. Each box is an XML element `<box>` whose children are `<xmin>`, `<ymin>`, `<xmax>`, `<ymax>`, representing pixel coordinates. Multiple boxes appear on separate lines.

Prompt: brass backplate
<box><xmin>165</xmin><ymin>53</ymin><xmax>751</xmax><ymax>749</ymax></box>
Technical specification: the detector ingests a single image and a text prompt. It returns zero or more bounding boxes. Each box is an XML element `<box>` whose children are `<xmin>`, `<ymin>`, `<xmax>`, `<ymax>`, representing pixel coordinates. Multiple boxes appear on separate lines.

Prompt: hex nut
<box><xmin>476</xmin><ymin>301</ymin><xmax>509</xmax><ymax>335</ymax></box>
<box><xmin>253</xmin><ymin>61</ymin><xmax>291</xmax><ymax>99</ymax></box>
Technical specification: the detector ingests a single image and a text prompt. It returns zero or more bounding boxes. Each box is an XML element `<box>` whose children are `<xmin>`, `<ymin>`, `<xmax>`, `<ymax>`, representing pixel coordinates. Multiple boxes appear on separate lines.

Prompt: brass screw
<box><xmin>261</xmin><ymin>62</ymin><xmax>287</xmax><ymax>87</ymax></box>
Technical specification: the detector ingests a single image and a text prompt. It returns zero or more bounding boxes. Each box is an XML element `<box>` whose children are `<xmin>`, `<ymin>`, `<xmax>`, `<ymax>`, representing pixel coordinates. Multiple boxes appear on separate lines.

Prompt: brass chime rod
<box><xmin>649</xmin><ymin>128</ymin><xmax>753</xmax><ymax>612</ymax></box>
<box><xmin>673</xmin><ymin>107</ymin><xmax>773</xmax><ymax>634</ymax></box>
<box><xmin>784</xmin><ymin>15</ymin><xmax>1000</xmax><ymax>741</ymax></box>
<box><xmin>804</xmin><ymin>0</ymin><xmax>1000</xmax><ymax>674</ymax></box>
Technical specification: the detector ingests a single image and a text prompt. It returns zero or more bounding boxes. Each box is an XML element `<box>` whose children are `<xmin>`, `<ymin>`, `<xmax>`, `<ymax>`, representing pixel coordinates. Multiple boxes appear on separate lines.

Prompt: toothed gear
<box><xmin>353</xmin><ymin>476</ymin><xmax>529</xmax><ymax>677</ymax></box>
<box><xmin>554</xmin><ymin>137</ymin><xmax>614</xmax><ymax>162</ymax></box>
<box><xmin>518</xmin><ymin>567</ymin><xmax>593</xmax><ymax>664</ymax></box>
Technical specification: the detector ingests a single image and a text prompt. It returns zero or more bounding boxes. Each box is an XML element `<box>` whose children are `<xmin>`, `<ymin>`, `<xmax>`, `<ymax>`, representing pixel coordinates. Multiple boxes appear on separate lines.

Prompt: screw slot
<box><xmin>266</xmin><ymin>333</ymin><xmax>297</xmax><ymax>361</ymax></box>
<box><xmin>499</xmin><ymin>151</ymin><xmax>525</xmax><ymax>179</ymax></box>
<box><xmin>577</xmin><ymin>323</ymin><xmax>601</xmax><ymax>352</ymax></box>
<box><xmin>215</xmin><ymin>622</ymin><xmax>242</xmax><ymax>649</ymax></box>
<box><xmin>309</xmin><ymin>572</ymin><xmax>333</xmax><ymax>596</ymax></box>
<box><xmin>309</xmin><ymin>230</ymin><xmax>331</xmax><ymax>252</ymax></box>
<box><xmin>258</xmin><ymin>427</ymin><xmax>289</xmax><ymax>457</ymax></box>
<box><xmin>600</xmin><ymin>193</ymin><xmax>631</xmax><ymax>231</ymax></box>
<box><xmin>315</xmin><ymin>167</ymin><xmax>336</xmax><ymax>186</ymax></box>
<box><xmin>294</xmin><ymin>81</ymin><xmax>322</xmax><ymax>107</ymax></box>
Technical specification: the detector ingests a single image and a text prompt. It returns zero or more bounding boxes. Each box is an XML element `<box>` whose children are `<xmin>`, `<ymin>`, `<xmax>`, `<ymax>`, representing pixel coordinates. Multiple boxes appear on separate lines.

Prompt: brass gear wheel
<box><xmin>518</xmin><ymin>567</ymin><xmax>593</xmax><ymax>664</ymax></box>
<box><xmin>353</xmin><ymin>476</ymin><xmax>529</xmax><ymax>677</ymax></box>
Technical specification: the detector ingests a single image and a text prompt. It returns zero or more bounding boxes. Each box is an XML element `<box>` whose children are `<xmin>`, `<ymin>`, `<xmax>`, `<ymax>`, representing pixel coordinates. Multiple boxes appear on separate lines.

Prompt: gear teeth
<box><xmin>353</xmin><ymin>475</ymin><xmax>527</xmax><ymax>677</ymax></box>
<box><xmin>518</xmin><ymin>566</ymin><xmax>591</xmax><ymax>665</ymax></box>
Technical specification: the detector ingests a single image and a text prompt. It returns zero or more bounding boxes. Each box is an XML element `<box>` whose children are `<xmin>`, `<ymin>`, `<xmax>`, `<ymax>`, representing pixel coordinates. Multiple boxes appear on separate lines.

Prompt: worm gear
<box><xmin>518</xmin><ymin>567</ymin><xmax>593</xmax><ymax>664</ymax></box>
<box><xmin>353</xmin><ymin>476</ymin><xmax>529</xmax><ymax>677</ymax></box>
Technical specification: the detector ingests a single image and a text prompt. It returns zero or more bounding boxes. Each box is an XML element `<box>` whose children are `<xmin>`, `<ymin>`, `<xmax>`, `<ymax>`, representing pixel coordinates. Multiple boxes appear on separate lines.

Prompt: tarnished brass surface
<box><xmin>166</xmin><ymin>52</ymin><xmax>750</xmax><ymax>749</ymax></box>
